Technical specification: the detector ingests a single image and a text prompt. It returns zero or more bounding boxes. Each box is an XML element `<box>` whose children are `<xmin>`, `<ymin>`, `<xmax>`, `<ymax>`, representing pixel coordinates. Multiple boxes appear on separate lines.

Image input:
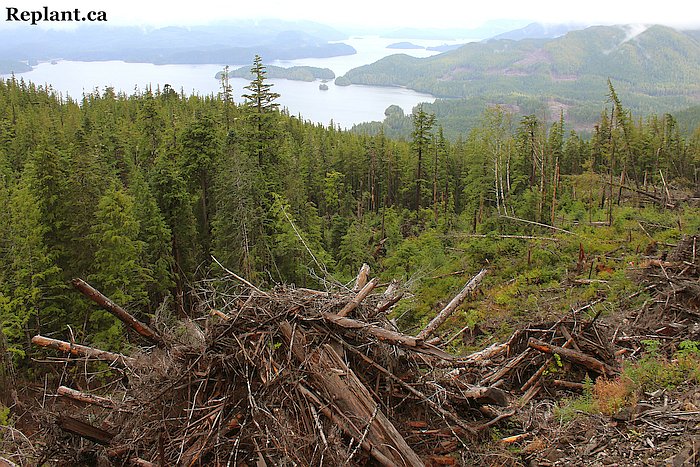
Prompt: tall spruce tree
<box><xmin>88</xmin><ymin>185</ymin><xmax>149</xmax><ymax>349</ymax></box>
<box><xmin>242</xmin><ymin>55</ymin><xmax>280</xmax><ymax>166</ymax></box>
<box><xmin>411</xmin><ymin>105</ymin><xmax>436</xmax><ymax>211</ymax></box>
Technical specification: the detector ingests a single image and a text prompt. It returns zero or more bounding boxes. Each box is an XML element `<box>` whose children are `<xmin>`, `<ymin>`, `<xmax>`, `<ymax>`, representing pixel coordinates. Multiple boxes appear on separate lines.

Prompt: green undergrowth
<box><xmin>381</xmin><ymin>199</ymin><xmax>698</xmax><ymax>354</ymax></box>
<box><xmin>554</xmin><ymin>340</ymin><xmax>700</xmax><ymax>423</ymax></box>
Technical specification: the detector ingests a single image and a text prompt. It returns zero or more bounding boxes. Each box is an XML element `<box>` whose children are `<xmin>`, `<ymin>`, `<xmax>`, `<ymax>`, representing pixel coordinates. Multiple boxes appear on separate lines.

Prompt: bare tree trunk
<box><xmin>550</xmin><ymin>157</ymin><xmax>560</xmax><ymax>226</ymax></box>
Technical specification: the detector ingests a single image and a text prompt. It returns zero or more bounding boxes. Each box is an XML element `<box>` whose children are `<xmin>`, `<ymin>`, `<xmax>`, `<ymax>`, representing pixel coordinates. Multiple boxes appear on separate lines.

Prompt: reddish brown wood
<box><xmin>528</xmin><ymin>337</ymin><xmax>618</xmax><ymax>376</ymax></box>
<box><xmin>72</xmin><ymin>278</ymin><xmax>163</xmax><ymax>345</ymax></box>
<box><xmin>31</xmin><ymin>335</ymin><xmax>135</xmax><ymax>366</ymax></box>
<box><xmin>57</xmin><ymin>385</ymin><xmax>118</xmax><ymax>409</ymax></box>
<box><xmin>57</xmin><ymin>415</ymin><xmax>114</xmax><ymax>445</ymax></box>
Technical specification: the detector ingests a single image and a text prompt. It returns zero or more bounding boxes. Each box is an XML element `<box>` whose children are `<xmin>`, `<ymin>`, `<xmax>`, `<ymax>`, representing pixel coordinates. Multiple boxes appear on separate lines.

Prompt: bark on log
<box><xmin>298</xmin><ymin>385</ymin><xmax>398</xmax><ymax>467</ymax></box>
<box><xmin>449</xmin><ymin>383</ymin><xmax>509</xmax><ymax>407</ymax></box>
<box><xmin>550</xmin><ymin>379</ymin><xmax>587</xmax><ymax>390</ymax></box>
<box><xmin>57</xmin><ymin>415</ymin><xmax>114</xmax><ymax>445</ymax></box>
<box><xmin>417</xmin><ymin>269</ymin><xmax>487</xmax><ymax>340</ymax></box>
<box><xmin>72</xmin><ymin>278</ymin><xmax>163</xmax><ymax>346</ymax></box>
<box><xmin>57</xmin><ymin>385</ymin><xmax>118</xmax><ymax>409</ymax></box>
<box><xmin>462</xmin><ymin>342</ymin><xmax>508</xmax><ymax>365</ymax></box>
<box><xmin>340</xmin><ymin>341</ymin><xmax>477</xmax><ymax>434</ymax></box>
<box><xmin>337</xmin><ymin>277</ymin><xmax>378</xmax><ymax>317</ymax></box>
<box><xmin>32</xmin><ymin>335</ymin><xmax>135</xmax><ymax>367</ymax></box>
<box><xmin>481</xmin><ymin>348</ymin><xmax>533</xmax><ymax>386</ymax></box>
<box><xmin>521</xmin><ymin>335</ymin><xmax>577</xmax><ymax>392</ymax></box>
<box><xmin>280</xmin><ymin>322</ymin><xmax>423</xmax><ymax>467</ymax></box>
<box><xmin>528</xmin><ymin>338</ymin><xmax>618</xmax><ymax>376</ymax></box>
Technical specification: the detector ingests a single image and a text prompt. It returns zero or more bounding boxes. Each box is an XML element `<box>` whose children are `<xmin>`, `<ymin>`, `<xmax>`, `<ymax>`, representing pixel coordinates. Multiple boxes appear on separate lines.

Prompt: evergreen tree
<box><xmin>180</xmin><ymin>112</ymin><xmax>219</xmax><ymax>262</ymax></box>
<box><xmin>411</xmin><ymin>105</ymin><xmax>435</xmax><ymax>211</ymax></box>
<box><xmin>128</xmin><ymin>167</ymin><xmax>174</xmax><ymax>308</ymax></box>
<box><xmin>242</xmin><ymin>55</ymin><xmax>281</xmax><ymax>166</ymax></box>
<box><xmin>88</xmin><ymin>185</ymin><xmax>149</xmax><ymax>349</ymax></box>
<box><xmin>1</xmin><ymin>174</ymin><xmax>63</xmax><ymax>358</ymax></box>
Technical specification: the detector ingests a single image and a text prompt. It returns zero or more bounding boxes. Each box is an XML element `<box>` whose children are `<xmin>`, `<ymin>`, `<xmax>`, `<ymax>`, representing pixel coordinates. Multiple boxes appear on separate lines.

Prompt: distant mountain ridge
<box><xmin>487</xmin><ymin>22</ymin><xmax>585</xmax><ymax>41</ymax></box>
<box><xmin>341</xmin><ymin>24</ymin><xmax>700</xmax><ymax>131</ymax></box>
<box><xmin>0</xmin><ymin>20</ymin><xmax>355</xmax><ymax>72</ymax></box>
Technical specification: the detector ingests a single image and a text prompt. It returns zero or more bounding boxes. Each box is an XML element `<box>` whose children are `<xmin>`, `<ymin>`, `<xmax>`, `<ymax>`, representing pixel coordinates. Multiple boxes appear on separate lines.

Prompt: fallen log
<box><xmin>448</xmin><ymin>383</ymin><xmax>509</xmax><ymax>407</ymax></box>
<box><xmin>129</xmin><ymin>459</ymin><xmax>156</xmax><ymax>467</ymax></box>
<box><xmin>337</xmin><ymin>277</ymin><xmax>378</xmax><ymax>317</ymax></box>
<box><xmin>31</xmin><ymin>335</ymin><xmax>135</xmax><ymax>367</ymax></box>
<box><xmin>550</xmin><ymin>379</ymin><xmax>587</xmax><ymax>391</ymax></box>
<box><xmin>373</xmin><ymin>280</ymin><xmax>403</xmax><ymax>316</ymax></box>
<box><xmin>298</xmin><ymin>385</ymin><xmax>398</xmax><ymax>467</ymax></box>
<box><xmin>417</xmin><ymin>269</ymin><xmax>488</xmax><ymax>340</ymax></box>
<box><xmin>72</xmin><ymin>278</ymin><xmax>163</xmax><ymax>346</ymax></box>
<box><xmin>321</xmin><ymin>312</ymin><xmax>455</xmax><ymax>360</ymax></box>
<box><xmin>57</xmin><ymin>415</ymin><xmax>114</xmax><ymax>445</ymax></box>
<box><xmin>527</xmin><ymin>338</ymin><xmax>618</xmax><ymax>376</ymax></box>
<box><xmin>521</xmin><ymin>334</ymin><xmax>578</xmax><ymax>392</ymax></box>
<box><xmin>341</xmin><ymin>340</ymin><xmax>477</xmax><ymax>435</ymax></box>
<box><xmin>280</xmin><ymin>321</ymin><xmax>423</xmax><ymax>467</ymax></box>
<box><xmin>57</xmin><ymin>385</ymin><xmax>118</xmax><ymax>409</ymax></box>
<box><xmin>480</xmin><ymin>348</ymin><xmax>533</xmax><ymax>386</ymax></box>
<box><xmin>322</xmin><ymin>312</ymin><xmax>420</xmax><ymax>347</ymax></box>
<box><xmin>500</xmin><ymin>433</ymin><xmax>531</xmax><ymax>444</ymax></box>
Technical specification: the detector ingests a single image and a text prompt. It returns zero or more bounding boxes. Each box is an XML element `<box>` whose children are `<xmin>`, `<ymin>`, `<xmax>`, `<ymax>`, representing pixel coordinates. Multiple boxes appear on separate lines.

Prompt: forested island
<box><xmin>1</xmin><ymin>53</ymin><xmax>699</xmax><ymax>465</ymax></box>
<box><xmin>216</xmin><ymin>64</ymin><xmax>335</xmax><ymax>82</ymax></box>
<box><xmin>387</xmin><ymin>41</ymin><xmax>424</xmax><ymax>49</ymax></box>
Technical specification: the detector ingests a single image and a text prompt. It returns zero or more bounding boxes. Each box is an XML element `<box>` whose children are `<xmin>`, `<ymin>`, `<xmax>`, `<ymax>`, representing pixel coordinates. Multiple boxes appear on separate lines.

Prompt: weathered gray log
<box><xmin>373</xmin><ymin>280</ymin><xmax>403</xmax><ymax>316</ymax></box>
<box><xmin>352</xmin><ymin>263</ymin><xmax>371</xmax><ymax>291</ymax></box>
<box><xmin>322</xmin><ymin>312</ymin><xmax>420</xmax><ymax>347</ymax></box>
<box><xmin>321</xmin><ymin>312</ymin><xmax>454</xmax><ymax>360</ymax></box>
<box><xmin>337</xmin><ymin>277</ymin><xmax>378</xmax><ymax>317</ymax></box>
<box><xmin>417</xmin><ymin>269</ymin><xmax>487</xmax><ymax>340</ymax></box>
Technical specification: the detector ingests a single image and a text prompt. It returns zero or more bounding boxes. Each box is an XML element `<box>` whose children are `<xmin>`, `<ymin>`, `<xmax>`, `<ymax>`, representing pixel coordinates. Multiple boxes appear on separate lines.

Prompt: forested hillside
<box><xmin>1</xmin><ymin>60</ymin><xmax>698</xmax><ymax>360</ymax></box>
<box><xmin>344</xmin><ymin>24</ymin><xmax>700</xmax><ymax>135</ymax></box>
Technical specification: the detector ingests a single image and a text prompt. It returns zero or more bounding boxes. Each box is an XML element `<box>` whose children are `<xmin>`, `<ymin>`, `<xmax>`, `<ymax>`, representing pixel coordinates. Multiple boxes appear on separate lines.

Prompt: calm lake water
<box><xmin>1</xmin><ymin>36</ymin><xmax>471</xmax><ymax>129</ymax></box>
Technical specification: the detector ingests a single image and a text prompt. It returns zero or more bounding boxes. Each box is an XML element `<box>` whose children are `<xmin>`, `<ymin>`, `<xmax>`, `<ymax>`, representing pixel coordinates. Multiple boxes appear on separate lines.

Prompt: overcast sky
<box><xmin>9</xmin><ymin>0</ymin><xmax>700</xmax><ymax>30</ymax></box>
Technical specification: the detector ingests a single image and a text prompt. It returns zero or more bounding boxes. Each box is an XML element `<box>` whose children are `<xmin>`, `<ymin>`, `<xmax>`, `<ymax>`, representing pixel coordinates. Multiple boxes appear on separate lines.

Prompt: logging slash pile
<box><xmin>3</xmin><ymin>235</ymin><xmax>699</xmax><ymax>466</ymax></box>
